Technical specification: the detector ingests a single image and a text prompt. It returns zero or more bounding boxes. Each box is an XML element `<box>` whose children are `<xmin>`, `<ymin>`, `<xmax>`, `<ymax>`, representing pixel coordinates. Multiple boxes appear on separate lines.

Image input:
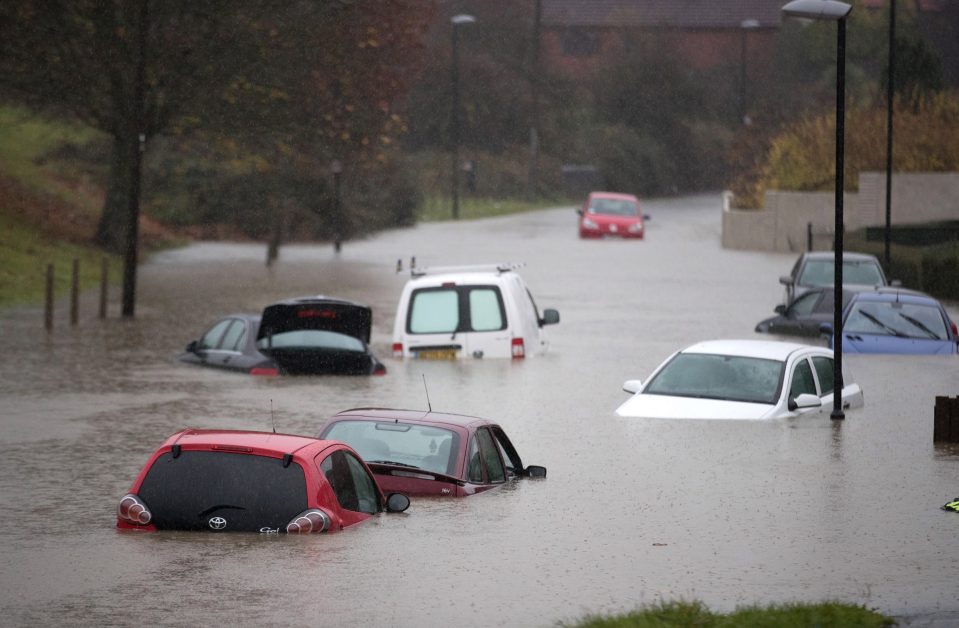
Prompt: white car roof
<box><xmin>681</xmin><ymin>339</ymin><xmax>821</xmax><ymax>361</ymax></box>
<box><xmin>406</xmin><ymin>271</ymin><xmax>513</xmax><ymax>286</ymax></box>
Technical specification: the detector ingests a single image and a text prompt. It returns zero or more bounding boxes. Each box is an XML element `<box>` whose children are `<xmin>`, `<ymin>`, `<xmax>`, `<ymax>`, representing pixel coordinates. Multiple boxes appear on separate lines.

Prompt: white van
<box><xmin>391</xmin><ymin>263</ymin><xmax>560</xmax><ymax>359</ymax></box>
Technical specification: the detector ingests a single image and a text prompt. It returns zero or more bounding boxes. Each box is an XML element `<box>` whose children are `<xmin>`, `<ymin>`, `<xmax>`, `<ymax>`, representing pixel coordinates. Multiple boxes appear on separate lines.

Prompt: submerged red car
<box><xmin>317</xmin><ymin>408</ymin><xmax>546</xmax><ymax>497</ymax></box>
<box><xmin>117</xmin><ymin>429</ymin><xmax>409</xmax><ymax>533</ymax></box>
<box><xmin>577</xmin><ymin>191</ymin><xmax>645</xmax><ymax>239</ymax></box>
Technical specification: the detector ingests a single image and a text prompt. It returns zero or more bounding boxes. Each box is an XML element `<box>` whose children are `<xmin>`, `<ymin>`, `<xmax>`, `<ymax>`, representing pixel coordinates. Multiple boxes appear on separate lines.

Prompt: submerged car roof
<box><xmin>681</xmin><ymin>339</ymin><xmax>821</xmax><ymax>361</ymax></box>
<box><xmin>588</xmin><ymin>191</ymin><xmax>638</xmax><ymax>201</ymax></box>
<box><xmin>329</xmin><ymin>407</ymin><xmax>492</xmax><ymax>430</ymax></box>
<box><xmin>851</xmin><ymin>288</ymin><xmax>939</xmax><ymax>305</ymax></box>
<box><xmin>164</xmin><ymin>429</ymin><xmax>336</xmax><ymax>455</ymax></box>
<box><xmin>802</xmin><ymin>251</ymin><xmax>879</xmax><ymax>262</ymax></box>
<box><xmin>258</xmin><ymin>295</ymin><xmax>372</xmax><ymax>344</ymax></box>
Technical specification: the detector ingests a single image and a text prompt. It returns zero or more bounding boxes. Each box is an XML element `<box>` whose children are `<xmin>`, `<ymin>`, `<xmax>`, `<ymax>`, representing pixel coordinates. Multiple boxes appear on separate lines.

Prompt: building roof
<box><xmin>542</xmin><ymin>0</ymin><xmax>788</xmax><ymax>29</ymax></box>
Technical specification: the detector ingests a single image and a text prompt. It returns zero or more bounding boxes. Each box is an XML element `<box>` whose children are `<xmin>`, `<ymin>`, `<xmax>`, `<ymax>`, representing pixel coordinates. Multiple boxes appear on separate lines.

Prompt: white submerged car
<box><xmin>616</xmin><ymin>340</ymin><xmax>864</xmax><ymax>420</ymax></box>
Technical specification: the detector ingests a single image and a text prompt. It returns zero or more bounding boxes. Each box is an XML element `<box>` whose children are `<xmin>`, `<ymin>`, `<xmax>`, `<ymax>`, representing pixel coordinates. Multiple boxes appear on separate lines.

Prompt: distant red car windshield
<box><xmin>590</xmin><ymin>198</ymin><xmax>637</xmax><ymax>216</ymax></box>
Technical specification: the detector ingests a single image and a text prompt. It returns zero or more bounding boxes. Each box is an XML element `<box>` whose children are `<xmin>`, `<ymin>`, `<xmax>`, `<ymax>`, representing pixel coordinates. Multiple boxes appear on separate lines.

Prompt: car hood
<box><xmin>615</xmin><ymin>393</ymin><xmax>776</xmax><ymax>420</ymax></box>
<box><xmin>257</xmin><ymin>298</ymin><xmax>372</xmax><ymax>344</ymax></box>
<box><xmin>841</xmin><ymin>333</ymin><xmax>957</xmax><ymax>355</ymax></box>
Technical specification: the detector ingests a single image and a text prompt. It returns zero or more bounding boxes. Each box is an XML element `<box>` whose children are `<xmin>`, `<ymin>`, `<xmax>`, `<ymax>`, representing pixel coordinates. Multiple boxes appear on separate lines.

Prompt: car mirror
<box><xmin>186</xmin><ymin>340</ymin><xmax>198</xmax><ymax>353</ymax></box>
<box><xmin>540</xmin><ymin>309</ymin><xmax>560</xmax><ymax>326</ymax></box>
<box><xmin>774</xmin><ymin>304</ymin><xmax>786</xmax><ymax>315</ymax></box>
<box><xmin>576</xmin><ymin>208</ymin><xmax>583</xmax><ymax>216</ymax></box>
<box><xmin>643</xmin><ymin>213</ymin><xmax>651</xmax><ymax>221</ymax></box>
<box><xmin>623</xmin><ymin>379</ymin><xmax>643</xmax><ymax>394</ymax></box>
<box><xmin>525</xmin><ymin>465</ymin><xmax>547</xmax><ymax>478</ymax></box>
<box><xmin>386</xmin><ymin>493</ymin><xmax>410</xmax><ymax>513</ymax></box>
<box><xmin>779</xmin><ymin>275</ymin><xmax>794</xmax><ymax>286</ymax></box>
<box><xmin>818</xmin><ymin>322</ymin><xmax>834</xmax><ymax>335</ymax></box>
<box><xmin>788</xmin><ymin>393</ymin><xmax>822</xmax><ymax>411</ymax></box>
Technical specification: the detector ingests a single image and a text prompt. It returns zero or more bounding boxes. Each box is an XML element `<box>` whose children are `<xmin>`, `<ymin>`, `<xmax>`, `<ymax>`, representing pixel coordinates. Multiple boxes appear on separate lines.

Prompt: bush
<box><xmin>846</xmin><ymin>229</ymin><xmax>959</xmax><ymax>301</ymax></box>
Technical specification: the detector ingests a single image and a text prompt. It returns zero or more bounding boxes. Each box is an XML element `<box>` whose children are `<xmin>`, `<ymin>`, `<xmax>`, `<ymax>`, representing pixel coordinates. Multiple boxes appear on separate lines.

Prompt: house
<box><xmin>541</xmin><ymin>0</ymin><xmax>786</xmax><ymax>78</ymax></box>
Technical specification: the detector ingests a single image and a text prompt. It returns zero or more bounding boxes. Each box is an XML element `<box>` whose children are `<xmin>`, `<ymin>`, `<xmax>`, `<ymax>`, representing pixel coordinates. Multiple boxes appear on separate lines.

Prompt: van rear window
<box><xmin>408</xmin><ymin>286</ymin><xmax>506</xmax><ymax>334</ymax></box>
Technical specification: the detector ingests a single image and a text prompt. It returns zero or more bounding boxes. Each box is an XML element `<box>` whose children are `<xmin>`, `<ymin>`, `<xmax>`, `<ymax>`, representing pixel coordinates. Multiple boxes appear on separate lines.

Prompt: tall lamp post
<box><xmin>781</xmin><ymin>0</ymin><xmax>852</xmax><ymax>420</ymax></box>
<box><xmin>739</xmin><ymin>19</ymin><xmax>760</xmax><ymax>125</ymax></box>
<box><xmin>450</xmin><ymin>14</ymin><xmax>475</xmax><ymax>220</ymax></box>
<box><xmin>884</xmin><ymin>0</ymin><xmax>896</xmax><ymax>270</ymax></box>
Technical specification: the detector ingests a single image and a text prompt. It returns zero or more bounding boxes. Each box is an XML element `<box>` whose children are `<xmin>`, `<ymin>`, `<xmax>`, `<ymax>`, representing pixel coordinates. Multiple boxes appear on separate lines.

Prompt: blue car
<box><xmin>822</xmin><ymin>288</ymin><xmax>958</xmax><ymax>355</ymax></box>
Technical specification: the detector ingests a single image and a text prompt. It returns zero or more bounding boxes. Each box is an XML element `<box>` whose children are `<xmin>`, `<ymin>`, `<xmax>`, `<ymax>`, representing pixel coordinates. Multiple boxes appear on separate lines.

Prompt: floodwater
<box><xmin>1</xmin><ymin>194</ymin><xmax>957</xmax><ymax>627</ymax></box>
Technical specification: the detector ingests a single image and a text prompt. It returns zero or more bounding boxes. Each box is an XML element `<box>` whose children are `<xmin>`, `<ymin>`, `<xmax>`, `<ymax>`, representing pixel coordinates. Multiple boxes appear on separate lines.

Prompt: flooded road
<box><xmin>1</xmin><ymin>194</ymin><xmax>957</xmax><ymax>627</ymax></box>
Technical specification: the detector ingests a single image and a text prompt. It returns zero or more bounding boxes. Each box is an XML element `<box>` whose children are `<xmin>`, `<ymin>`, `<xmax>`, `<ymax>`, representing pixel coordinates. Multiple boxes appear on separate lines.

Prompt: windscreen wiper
<box><xmin>857</xmin><ymin>311</ymin><xmax>908</xmax><ymax>337</ymax></box>
<box><xmin>896</xmin><ymin>312</ymin><xmax>941</xmax><ymax>339</ymax></box>
<box><xmin>365</xmin><ymin>460</ymin><xmax>421</xmax><ymax>469</ymax></box>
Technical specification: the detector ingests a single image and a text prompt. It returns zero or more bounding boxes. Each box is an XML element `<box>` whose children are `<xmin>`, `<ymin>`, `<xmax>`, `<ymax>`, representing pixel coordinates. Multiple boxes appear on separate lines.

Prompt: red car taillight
<box><xmin>117</xmin><ymin>494</ymin><xmax>152</xmax><ymax>526</ymax></box>
<box><xmin>511</xmin><ymin>337</ymin><xmax>525</xmax><ymax>359</ymax></box>
<box><xmin>250</xmin><ymin>367</ymin><xmax>279</xmax><ymax>376</ymax></box>
<box><xmin>392</xmin><ymin>342</ymin><xmax>404</xmax><ymax>358</ymax></box>
<box><xmin>951</xmin><ymin>320</ymin><xmax>958</xmax><ymax>337</ymax></box>
<box><xmin>286</xmin><ymin>509</ymin><xmax>331</xmax><ymax>533</ymax></box>
<box><xmin>373</xmin><ymin>363</ymin><xmax>387</xmax><ymax>376</ymax></box>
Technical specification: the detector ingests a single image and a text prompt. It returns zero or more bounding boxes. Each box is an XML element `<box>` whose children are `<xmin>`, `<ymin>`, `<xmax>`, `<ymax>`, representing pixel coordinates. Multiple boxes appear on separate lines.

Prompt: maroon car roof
<box><xmin>328</xmin><ymin>408</ymin><xmax>492</xmax><ymax>430</ymax></box>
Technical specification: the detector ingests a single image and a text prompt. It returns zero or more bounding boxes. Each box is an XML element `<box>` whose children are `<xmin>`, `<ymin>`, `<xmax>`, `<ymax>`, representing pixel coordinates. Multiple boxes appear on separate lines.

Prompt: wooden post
<box><xmin>99</xmin><ymin>257</ymin><xmax>108</xmax><ymax>319</ymax></box>
<box><xmin>70</xmin><ymin>258</ymin><xmax>79</xmax><ymax>325</ymax></box>
<box><xmin>934</xmin><ymin>396</ymin><xmax>959</xmax><ymax>443</ymax></box>
<box><xmin>45</xmin><ymin>264</ymin><xmax>54</xmax><ymax>331</ymax></box>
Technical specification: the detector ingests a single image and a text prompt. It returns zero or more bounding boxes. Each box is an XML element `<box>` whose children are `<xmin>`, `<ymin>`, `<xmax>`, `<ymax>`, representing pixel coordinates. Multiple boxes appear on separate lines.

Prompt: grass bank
<box><xmin>565</xmin><ymin>600</ymin><xmax>893</xmax><ymax>628</ymax></box>
<box><xmin>417</xmin><ymin>195</ymin><xmax>565</xmax><ymax>222</ymax></box>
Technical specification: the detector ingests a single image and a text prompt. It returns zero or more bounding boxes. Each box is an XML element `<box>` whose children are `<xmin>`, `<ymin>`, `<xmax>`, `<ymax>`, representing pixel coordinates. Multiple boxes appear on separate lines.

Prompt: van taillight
<box><xmin>286</xmin><ymin>509</ymin><xmax>331</xmax><ymax>533</ymax></box>
<box><xmin>511</xmin><ymin>338</ymin><xmax>525</xmax><ymax>359</ymax></box>
<box><xmin>117</xmin><ymin>494</ymin><xmax>152</xmax><ymax>526</ymax></box>
<box><xmin>250</xmin><ymin>367</ymin><xmax>279</xmax><ymax>376</ymax></box>
<box><xmin>392</xmin><ymin>343</ymin><xmax>403</xmax><ymax>358</ymax></box>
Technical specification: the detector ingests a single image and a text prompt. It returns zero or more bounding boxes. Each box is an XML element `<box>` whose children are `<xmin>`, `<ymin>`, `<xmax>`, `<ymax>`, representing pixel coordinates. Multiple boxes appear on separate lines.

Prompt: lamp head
<box><xmin>781</xmin><ymin>0</ymin><xmax>852</xmax><ymax>20</ymax></box>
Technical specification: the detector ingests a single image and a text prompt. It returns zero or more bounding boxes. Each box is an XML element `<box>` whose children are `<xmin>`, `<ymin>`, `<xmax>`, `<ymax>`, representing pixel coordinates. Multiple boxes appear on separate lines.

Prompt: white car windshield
<box><xmin>845</xmin><ymin>301</ymin><xmax>947</xmax><ymax>340</ymax></box>
<box><xmin>644</xmin><ymin>353</ymin><xmax>785</xmax><ymax>404</ymax></box>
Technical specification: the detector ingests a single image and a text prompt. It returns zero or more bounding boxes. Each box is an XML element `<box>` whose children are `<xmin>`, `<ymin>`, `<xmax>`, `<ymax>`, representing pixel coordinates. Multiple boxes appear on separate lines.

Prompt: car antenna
<box><xmin>271</xmin><ymin>399</ymin><xmax>276</xmax><ymax>434</ymax></box>
<box><xmin>422</xmin><ymin>374</ymin><xmax>432</xmax><ymax>413</ymax></box>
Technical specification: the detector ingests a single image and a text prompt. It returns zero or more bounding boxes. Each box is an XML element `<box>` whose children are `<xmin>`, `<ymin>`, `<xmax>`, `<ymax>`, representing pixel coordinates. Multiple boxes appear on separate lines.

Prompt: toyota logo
<box><xmin>208</xmin><ymin>516</ymin><xmax>228</xmax><ymax>531</ymax></box>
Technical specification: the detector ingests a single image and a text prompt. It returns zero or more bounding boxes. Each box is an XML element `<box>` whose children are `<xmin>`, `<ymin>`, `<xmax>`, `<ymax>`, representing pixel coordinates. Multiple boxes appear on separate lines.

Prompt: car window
<box><xmin>198</xmin><ymin>319</ymin><xmax>232</xmax><ymax>350</ymax></box>
<box><xmin>320</xmin><ymin>450</ymin><xmax>378</xmax><ymax>515</ymax></box>
<box><xmin>409</xmin><ymin>288</ymin><xmax>459</xmax><ymax>333</ymax></box>
<box><xmin>789</xmin><ymin>359</ymin><xmax>817</xmax><ymax>398</ymax></box>
<box><xmin>407</xmin><ymin>285</ymin><xmax>506</xmax><ymax>334</ymax></box>
<box><xmin>321</xmin><ymin>420</ymin><xmax>459</xmax><ymax>475</ymax></box>
<box><xmin>469</xmin><ymin>288</ymin><xmax>504</xmax><ymax>331</ymax></box>
<box><xmin>220</xmin><ymin>320</ymin><xmax>246</xmax><ymax>352</ymax></box>
<box><xmin>476</xmin><ymin>428</ymin><xmax>505</xmax><ymax>484</ymax></box>
<box><xmin>845</xmin><ymin>301</ymin><xmax>947</xmax><ymax>339</ymax></box>
<box><xmin>811</xmin><ymin>356</ymin><xmax>836</xmax><ymax>396</ymax></box>
<box><xmin>799</xmin><ymin>259</ymin><xmax>884</xmax><ymax>287</ymax></box>
<box><xmin>590</xmin><ymin>198</ymin><xmax>637</xmax><ymax>216</ymax></box>
<box><xmin>788</xmin><ymin>292</ymin><xmax>820</xmax><ymax>317</ymax></box>
<box><xmin>644</xmin><ymin>353</ymin><xmax>785</xmax><ymax>404</ymax></box>
<box><xmin>467</xmin><ymin>437</ymin><xmax>483</xmax><ymax>483</ymax></box>
<box><xmin>257</xmin><ymin>329</ymin><xmax>364</xmax><ymax>351</ymax></box>
<box><xmin>492</xmin><ymin>427</ymin><xmax>521</xmax><ymax>476</ymax></box>
<box><xmin>138</xmin><ymin>451</ymin><xmax>307</xmax><ymax>532</ymax></box>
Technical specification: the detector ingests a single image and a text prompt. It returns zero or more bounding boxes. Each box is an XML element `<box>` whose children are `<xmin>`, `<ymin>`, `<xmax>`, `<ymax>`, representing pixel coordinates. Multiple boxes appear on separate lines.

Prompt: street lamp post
<box><xmin>739</xmin><ymin>19</ymin><xmax>760</xmax><ymax>125</ymax></box>
<box><xmin>450</xmin><ymin>14</ymin><xmax>475</xmax><ymax>220</ymax></box>
<box><xmin>781</xmin><ymin>0</ymin><xmax>852</xmax><ymax>420</ymax></box>
<box><xmin>331</xmin><ymin>159</ymin><xmax>343</xmax><ymax>253</ymax></box>
<box><xmin>884</xmin><ymin>0</ymin><xmax>896</xmax><ymax>270</ymax></box>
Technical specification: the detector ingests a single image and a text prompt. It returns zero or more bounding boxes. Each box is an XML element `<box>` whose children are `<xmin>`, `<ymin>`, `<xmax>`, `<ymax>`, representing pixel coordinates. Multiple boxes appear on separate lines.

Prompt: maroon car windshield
<box><xmin>322</xmin><ymin>420</ymin><xmax>460</xmax><ymax>477</ymax></box>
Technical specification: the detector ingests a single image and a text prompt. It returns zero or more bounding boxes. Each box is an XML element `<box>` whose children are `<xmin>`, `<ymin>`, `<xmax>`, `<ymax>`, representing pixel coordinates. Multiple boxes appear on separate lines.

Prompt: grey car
<box><xmin>779</xmin><ymin>251</ymin><xmax>891</xmax><ymax>305</ymax></box>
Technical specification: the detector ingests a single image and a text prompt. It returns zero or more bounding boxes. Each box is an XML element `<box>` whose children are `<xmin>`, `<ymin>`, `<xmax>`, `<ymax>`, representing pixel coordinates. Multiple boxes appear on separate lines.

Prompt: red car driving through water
<box><xmin>117</xmin><ymin>429</ymin><xmax>409</xmax><ymax>533</ymax></box>
<box><xmin>577</xmin><ymin>191</ymin><xmax>645</xmax><ymax>239</ymax></box>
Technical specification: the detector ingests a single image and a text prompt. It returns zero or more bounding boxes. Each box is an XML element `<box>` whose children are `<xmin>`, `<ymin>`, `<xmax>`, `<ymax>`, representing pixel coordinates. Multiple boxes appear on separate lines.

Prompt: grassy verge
<box><xmin>565</xmin><ymin>600</ymin><xmax>893</xmax><ymax>628</ymax></box>
<box><xmin>416</xmin><ymin>195</ymin><xmax>566</xmax><ymax>222</ymax></box>
<box><xmin>0</xmin><ymin>212</ymin><xmax>122</xmax><ymax>308</ymax></box>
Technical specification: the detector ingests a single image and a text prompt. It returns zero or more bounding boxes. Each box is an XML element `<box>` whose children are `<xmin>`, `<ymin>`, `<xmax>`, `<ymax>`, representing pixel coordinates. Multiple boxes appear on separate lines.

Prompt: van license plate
<box><xmin>414</xmin><ymin>348</ymin><xmax>458</xmax><ymax>360</ymax></box>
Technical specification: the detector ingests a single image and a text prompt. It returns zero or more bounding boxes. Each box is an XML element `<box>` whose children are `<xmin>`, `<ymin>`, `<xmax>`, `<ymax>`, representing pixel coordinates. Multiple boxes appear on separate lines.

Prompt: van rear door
<box><xmin>404</xmin><ymin>284</ymin><xmax>510</xmax><ymax>359</ymax></box>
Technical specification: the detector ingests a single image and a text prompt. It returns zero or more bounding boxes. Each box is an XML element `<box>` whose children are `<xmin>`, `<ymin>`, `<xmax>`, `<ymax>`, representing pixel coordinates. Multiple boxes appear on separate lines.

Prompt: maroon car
<box><xmin>117</xmin><ymin>429</ymin><xmax>409</xmax><ymax>533</ymax></box>
<box><xmin>317</xmin><ymin>408</ymin><xmax>546</xmax><ymax>497</ymax></box>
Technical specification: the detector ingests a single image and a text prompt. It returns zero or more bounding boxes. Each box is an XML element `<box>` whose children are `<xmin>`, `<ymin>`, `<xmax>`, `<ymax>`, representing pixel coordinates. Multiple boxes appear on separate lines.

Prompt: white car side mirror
<box><xmin>623</xmin><ymin>379</ymin><xmax>643</xmax><ymax>394</ymax></box>
<box><xmin>788</xmin><ymin>393</ymin><xmax>822</xmax><ymax>411</ymax></box>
